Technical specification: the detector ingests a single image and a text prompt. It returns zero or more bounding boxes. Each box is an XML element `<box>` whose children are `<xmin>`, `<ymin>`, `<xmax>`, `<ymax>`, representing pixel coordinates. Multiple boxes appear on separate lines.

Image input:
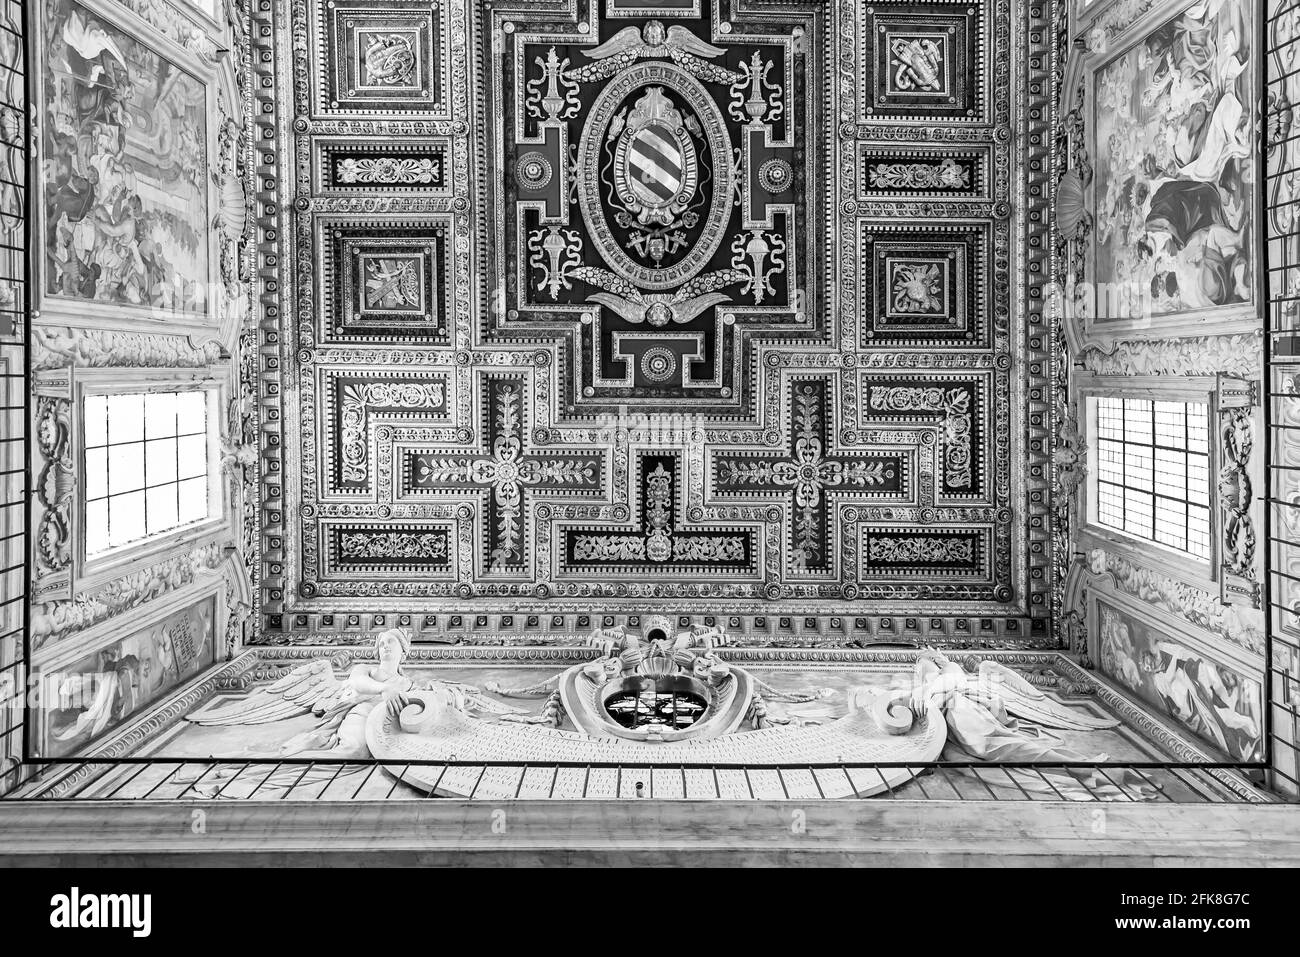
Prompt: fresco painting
<box><xmin>1093</xmin><ymin>0</ymin><xmax>1254</xmax><ymax>317</ymax></box>
<box><xmin>42</xmin><ymin>0</ymin><xmax>210</xmax><ymax>318</ymax></box>
<box><xmin>38</xmin><ymin>597</ymin><xmax>217</xmax><ymax>758</ymax></box>
<box><xmin>1098</xmin><ymin>598</ymin><xmax>1261</xmax><ymax>761</ymax></box>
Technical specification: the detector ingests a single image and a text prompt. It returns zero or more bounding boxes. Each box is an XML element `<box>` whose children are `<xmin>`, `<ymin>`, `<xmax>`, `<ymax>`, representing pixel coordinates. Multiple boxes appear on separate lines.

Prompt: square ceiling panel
<box><xmin>252</xmin><ymin>0</ymin><xmax>1055</xmax><ymax>646</ymax></box>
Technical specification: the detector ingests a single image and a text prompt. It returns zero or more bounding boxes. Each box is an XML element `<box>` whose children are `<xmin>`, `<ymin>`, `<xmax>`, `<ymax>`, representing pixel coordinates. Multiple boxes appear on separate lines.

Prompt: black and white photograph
<box><xmin>0</xmin><ymin>0</ymin><xmax>1297</xmax><ymax>910</ymax></box>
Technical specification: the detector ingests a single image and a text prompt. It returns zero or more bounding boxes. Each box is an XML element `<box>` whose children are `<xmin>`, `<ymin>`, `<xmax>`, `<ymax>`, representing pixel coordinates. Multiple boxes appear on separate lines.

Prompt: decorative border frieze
<box><xmin>1077</xmin><ymin>333</ymin><xmax>1264</xmax><ymax>379</ymax></box>
<box><xmin>1081</xmin><ymin>549</ymin><xmax>1265</xmax><ymax>656</ymax></box>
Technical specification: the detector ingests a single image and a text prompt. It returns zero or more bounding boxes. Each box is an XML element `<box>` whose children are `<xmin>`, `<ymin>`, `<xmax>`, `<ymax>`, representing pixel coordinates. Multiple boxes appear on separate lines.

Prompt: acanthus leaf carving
<box><xmin>1078</xmin><ymin>333</ymin><xmax>1264</xmax><ymax>379</ymax></box>
<box><xmin>33</xmin><ymin>326</ymin><xmax>223</xmax><ymax>371</ymax></box>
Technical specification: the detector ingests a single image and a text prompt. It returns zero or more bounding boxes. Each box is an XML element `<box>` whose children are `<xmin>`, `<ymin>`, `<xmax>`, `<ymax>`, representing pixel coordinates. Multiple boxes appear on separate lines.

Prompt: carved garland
<box><xmin>32</xmin><ymin>327</ymin><xmax>223</xmax><ymax>371</ymax></box>
<box><xmin>30</xmin><ymin>544</ymin><xmax>227</xmax><ymax>652</ymax></box>
<box><xmin>1219</xmin><ymin>411</ymin><xmax>1255</xmax><ymax>576</ymax></box>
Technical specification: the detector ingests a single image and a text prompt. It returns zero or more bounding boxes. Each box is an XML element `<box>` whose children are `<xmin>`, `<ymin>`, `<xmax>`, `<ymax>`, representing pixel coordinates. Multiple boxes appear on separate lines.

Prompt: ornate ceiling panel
<box><xmin>249</xmin><ymin>0</ymin><xmax>1056</xmax><ymax>645</ymax></box>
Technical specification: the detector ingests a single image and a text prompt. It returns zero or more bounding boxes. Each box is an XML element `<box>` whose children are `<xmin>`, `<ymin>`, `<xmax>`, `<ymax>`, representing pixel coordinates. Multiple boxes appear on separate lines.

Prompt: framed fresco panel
<box><xmin>33</xmin><ymin>0</ymin><xmax>223</xmax><ymax>336</ymax></box>
<box><xmin>1089</xmin><ymin>587</ymin><xmax>1263</xmax><ymax>763</ymax></box>
<box><xmin>30</xmin><ymin>584</ymin><xmax>222</xmax><ymax>760</ymax></box>
<box><xmin>1081</xmin><ymin>0</ymin><xmax>1260</xmax><ymax>340</ymax></box>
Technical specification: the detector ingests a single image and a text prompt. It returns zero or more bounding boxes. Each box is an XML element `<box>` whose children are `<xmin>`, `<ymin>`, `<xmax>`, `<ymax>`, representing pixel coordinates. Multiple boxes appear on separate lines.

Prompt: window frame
<box><xmin>1076</xmin><ymin>374</ymin><xmax>1222</xmax><ymax>591</ymax></box>
<box><xmin>70</xmin><ymin>367</ymin><xmax>231</xmax><ymax>595</ymax></box>
<box><xmin>1091</xmin><ymin>393</ymin><xmax>1214</xmax><ymax>561</ymax></box>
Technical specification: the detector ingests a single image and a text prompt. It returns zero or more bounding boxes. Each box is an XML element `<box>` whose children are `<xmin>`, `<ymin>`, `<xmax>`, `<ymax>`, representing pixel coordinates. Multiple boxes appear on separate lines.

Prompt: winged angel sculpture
<box><xmin>174</xmin><ymin>626</ymin><xmax>1151</xmax><ymax>801</ymax></box>
<box><xmin>906</xmin><ymin>650</ymin><xmax>1152</xmax><ymax>799</ymax></box>
<box><xmin>360</xmin><ymin>629</ymin><xmax>1151</xmax><ymax>801</ymax></box>
<box><xmin>174</xmin><ymin>628</ymin><xmax>521</xmax><ymax>797</ymax></box>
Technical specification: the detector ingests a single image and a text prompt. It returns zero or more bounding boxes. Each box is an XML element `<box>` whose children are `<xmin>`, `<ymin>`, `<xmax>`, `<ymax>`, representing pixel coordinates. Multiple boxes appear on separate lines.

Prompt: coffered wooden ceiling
<box><xmin>247</xmin><ymin>0</ymin><xmax>1056</xmax><ymax>646</ymax></box>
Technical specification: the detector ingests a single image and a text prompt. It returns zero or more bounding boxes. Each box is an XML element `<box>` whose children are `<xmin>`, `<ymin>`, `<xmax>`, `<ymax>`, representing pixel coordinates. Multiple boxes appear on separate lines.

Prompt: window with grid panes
<box><xmin>82</xmin><ymin>391</ymin><xmax>213</xmax><ymax>556</ymax></box>
<box><xmin>1094</xmin><ymin>397</ymin><xmax>1211</xmax><ymax>560</ymax></box>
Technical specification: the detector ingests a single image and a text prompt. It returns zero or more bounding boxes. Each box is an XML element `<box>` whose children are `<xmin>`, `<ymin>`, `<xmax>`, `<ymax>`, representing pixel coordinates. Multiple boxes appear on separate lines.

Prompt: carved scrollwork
<box><xmin>868</xmin><ymin>158</ymin><xmax>970</xmax><ymax>190</ymax></box>
<box><xmin>34</xmin><ymin>396</ymin><xmax>74</xmax><ymax>576</ymax></box>
<box><xmin>868</xmin><ymin>386</ymin><xmax>972</xmax><ymax>489</ymax></box>
<box><xmin>1218</xmin><ymin>409</ymin><xmax>1257</xmax><ymax>586</ymax></box>
<box><xmin>339</xmin><ymin>380</ymin><xmax>447</xmax><ymax>484</ymax></box>
<box><xmin>340</xmin><ymin>531</ymin><xmax>449</xmax><ymax>561</ymax></box>
<box><xmin>867</xmin><ymin>537</ymin><xmax>974</xmax><ymax>564</ymax></box>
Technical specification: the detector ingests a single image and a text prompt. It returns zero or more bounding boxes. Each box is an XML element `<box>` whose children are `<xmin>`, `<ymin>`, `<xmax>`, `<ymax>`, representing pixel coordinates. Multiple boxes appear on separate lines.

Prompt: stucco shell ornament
<box><xmin>1054</xmin><ymin>169</ymin><xmax>1088</xmax><ymax>241</ymax></box>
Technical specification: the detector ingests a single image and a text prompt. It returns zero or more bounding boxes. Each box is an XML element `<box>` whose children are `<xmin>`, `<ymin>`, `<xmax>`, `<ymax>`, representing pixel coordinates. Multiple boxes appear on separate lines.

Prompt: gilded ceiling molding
<box><xmin>244</xmin><ymin>619</ymin><xmax>1057</xmax><ymax>650</ymax></box>
<box><xmin>246</xmin><ymin>0</ymin><xmax>1056</xmax><ymax>645</ymax></box>
<box><xmin>229</xmin><ymin>0</ymin><xmax>263</xmax><ymax>661</ymax></box>
<box><xmin>1048</xmin><ymin>0</ymin><xmax>1074</xmax><ymax>635</ymax></box>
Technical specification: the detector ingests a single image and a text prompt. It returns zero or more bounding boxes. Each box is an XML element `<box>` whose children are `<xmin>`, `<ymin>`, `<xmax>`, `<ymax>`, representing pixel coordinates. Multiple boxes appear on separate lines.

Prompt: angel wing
<box><xmin>664</xmin><ymin>25</ymin><xmax>726</xmax><ymax>59</ymax></box>
<box><xmin>979</xmin><ymin>661</ymin><xmax>1119</xmax><ymax>731</ymax></box>
<box><xmin>583</xmin><ymin>26</ymin><xmax>646</xmax><ymax>60</ymax></box>
<box><xmin>187</xmin><ymin>659</ymin><xmax>350</xmax><ymax>727</ymax></box>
